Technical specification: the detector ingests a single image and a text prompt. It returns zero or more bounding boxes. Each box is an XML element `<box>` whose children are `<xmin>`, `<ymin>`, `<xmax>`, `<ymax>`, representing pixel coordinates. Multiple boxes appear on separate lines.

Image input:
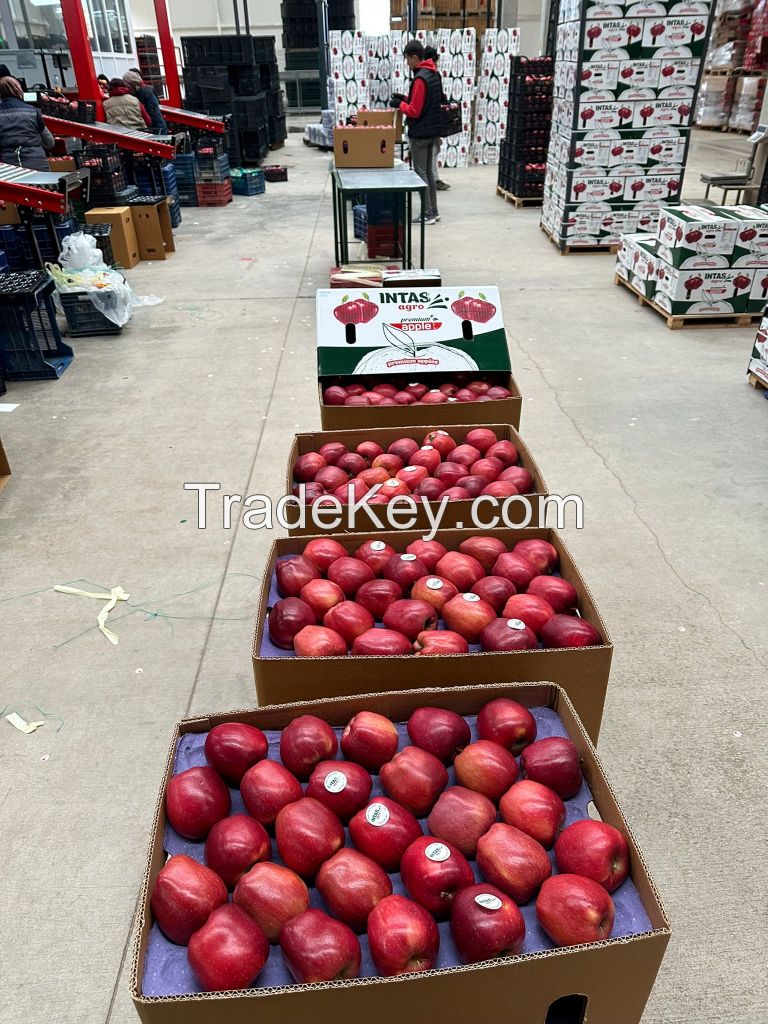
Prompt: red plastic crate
<box><xmin>195</xmin><ymin>180</ymin><xmax>233</xmax><ymax>207</ymax></box>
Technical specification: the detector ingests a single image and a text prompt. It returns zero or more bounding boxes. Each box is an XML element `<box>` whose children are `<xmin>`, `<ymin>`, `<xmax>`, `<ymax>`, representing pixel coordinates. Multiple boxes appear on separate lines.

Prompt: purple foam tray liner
<box><xmin>142</xmin><ymin>706</ymin><xmax>652</xmax><ymax>997</ymax></box>
<box><xmin>258</xmin><ymin>556</ymin><xmax>579</xmax><ymax>658</ymax></box>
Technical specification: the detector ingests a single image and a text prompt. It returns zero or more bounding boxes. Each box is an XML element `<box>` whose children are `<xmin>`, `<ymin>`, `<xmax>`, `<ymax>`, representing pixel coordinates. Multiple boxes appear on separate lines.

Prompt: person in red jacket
<box><xmin>390</xmin><ymin>41</ymin><xmax>443</xmax><ymax>224</ymax></box>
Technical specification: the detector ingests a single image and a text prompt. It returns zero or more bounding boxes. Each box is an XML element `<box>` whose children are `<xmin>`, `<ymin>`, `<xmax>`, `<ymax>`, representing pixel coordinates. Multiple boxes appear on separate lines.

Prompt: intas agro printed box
<box><xmin>655</xmin><ymin>206</ymin><xmax>738</xmax><ymax>268</ymax></box>
<box><xmin>747</xmin><ymin>316</ymin><xmax>768</xmax><ymax>386</ymax></box>
<box><xmin>654</xmin><ymin>266</ymin><xmax>753</xmax><ymax>315</ymax></box>
<box><xmin>722</xmin><ymin>206</ymin><xmax>768</xmax><ymax>267</ymax></box>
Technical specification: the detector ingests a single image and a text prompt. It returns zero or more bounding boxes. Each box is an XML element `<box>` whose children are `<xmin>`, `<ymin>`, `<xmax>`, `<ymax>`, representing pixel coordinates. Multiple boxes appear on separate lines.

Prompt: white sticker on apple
<box><xmin>475</xmin><ymin>893</ymin><xmax>503</xmax><ymax>911</ymax></box>
<box><xmin>463</xmin><ymin>592</ymin><xmax>481</xmax><ymax>602</ymax></box>
<box><xmin>324</xmin><ymin>771</ymin><xmax>348</xmax><ymax>793</ymax></box>
<box><xmin>421</xmin><ymin>445</ymin><xmax>435</xmax><ymax>451</ymax></box>
<box><xmin>507</xmin><ymin>618</ymin><xmax>526</xmax><ymax>630</ymax></box>
<box><xmin>370</xmin><ymin>541</ymin><xmax>387</xmax><ymax>551</ymax></box>
<box><xmin>426</xmin><ymin>578</ymin><xmax>444</xmax><ymax>590</ymax></box>
<box><xmin>366</xmin><ymin>802</ymin><xmax>390</xmax><ymax>826</ymax></box>
<box><xmin>425</xmin><ymin>842</ymin><xmax>451</xmax><ymax>862</ymax></box>
<box><xmin>401</xmin><ymin>554</ymin><xmax>417</xmax><ymax>562</ymax></box>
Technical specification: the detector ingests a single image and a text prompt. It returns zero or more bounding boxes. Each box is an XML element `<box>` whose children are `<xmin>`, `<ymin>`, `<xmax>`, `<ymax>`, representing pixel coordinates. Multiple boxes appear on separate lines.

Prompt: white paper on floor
<box><xmin>53</xmin><ymin>584</ymin><xmax>131</xmax><ymax>645</ymax></box>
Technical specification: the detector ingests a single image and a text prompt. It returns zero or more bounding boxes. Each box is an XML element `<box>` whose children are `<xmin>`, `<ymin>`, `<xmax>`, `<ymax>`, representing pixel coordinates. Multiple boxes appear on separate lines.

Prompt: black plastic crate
<box><xmin>267</xmin><ymin>88</ymin><xmax>285</xmax><ymax>117</ymax></box>
<box><xmin>511</xmin><ymin>56</ymin><xmax>554</xmax><ymax>75</ymax></box>
<box><xmin>82</xmin><ymin>224</ymin><xmax>114</xmax><ymax>266</ymax></box>
<box><xmin>196</xmin><ymin>153</ymin><xmax>231</xmax><ymax>182</ymax></box>
<box><xmin>263</xmin><ymin>164</ymin><xmax>287</xmax><ymax>182</ymax></box>
<box><xmin>285</xmin><ymin>48</ymin><xmax>319</xmax><ymax>71</ymax></box>
<box><xmin>259</xmin><ymin>63</ymin><xmax>280</xmax><ymax>91</ymax></box>
<box><xmin>233</xmin><ymin>94</ymin><xmax>268</xmax><ymax>128</ymax></box>
<box><xmin>0</xmin><ymin>274</ymin><xmax>73</xmax><ymax>381</ymax></box>
<box><xmin>60</xmin><ymin>292</ymin><xmax>122</xmax><ymax>338</ymax></box>
<box><xmin>181</xmin><ymin>34</ymin><xmax>275</xmax><ymax>67</ymax></box>
<box><xmin>269</xmin><ymin>115</ymin><xmax>287</xmax><ymax>144</ymax></box>
<box><xmin>502</xmin><ymin>134</ymin><xmax>551</xmax><ymax>160</ymax></box>
<box><xmin>509</xmin><ymin>93</ymin><xmax>553</xmax><ymax>113</ymax></box>
<box><xmin>168</xmin><ymin>196</ymin><xmax>183</xmax><ymax>228</ymax></box>
<box><xmin>81</xmin><ymin>144</ymin><xmax>123</xmax><ymax>172</ymax></box>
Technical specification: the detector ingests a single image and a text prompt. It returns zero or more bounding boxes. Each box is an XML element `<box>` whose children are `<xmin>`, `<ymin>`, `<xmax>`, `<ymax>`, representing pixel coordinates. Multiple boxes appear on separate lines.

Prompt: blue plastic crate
<box><xmin>0</xmin><ymin>251</ymin><xmax>9</xmax><ymax>274</ymax></box>
<box><xmin>0</xmin><ymin>274</ymin><xmax>74</xmax><ymax>380</ymax></box>
<box><xmin>353</xmin><ymin>204</ymin><xmax>368</xmax><ymax>241</ymax></box>
<box><xmin>168</xmin><ymin>196</ymin><xmax>183</xmax><ymax>228</ymax></box>
<box><xmin>231</xmin><ymin>168</ymin><xmax>265</xmax><ymax>195</ymax></box>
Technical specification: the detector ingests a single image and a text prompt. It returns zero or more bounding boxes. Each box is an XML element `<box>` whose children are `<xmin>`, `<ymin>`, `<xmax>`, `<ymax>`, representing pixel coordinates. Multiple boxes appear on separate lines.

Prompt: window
<box><xmin>10</xmin><ymin>0</ymin><xmax>67</xmax><ymax>49</ymax></box>
<box><xmin>83</xmin><ymin>0</ymin><xmax>132</xmax><ymax>54</ymax></box>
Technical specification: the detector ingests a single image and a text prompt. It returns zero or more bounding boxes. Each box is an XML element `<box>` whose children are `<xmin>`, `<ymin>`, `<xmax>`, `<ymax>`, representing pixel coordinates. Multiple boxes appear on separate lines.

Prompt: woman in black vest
<box><xmin>390</xmin><ymin>41</ymin><xmax>443</xmax><ymax>225</ymax></box>
<box><xmin>0</xmin><ymin>77</ymin><xmax>54</xmax><ymax>172</ymax></box>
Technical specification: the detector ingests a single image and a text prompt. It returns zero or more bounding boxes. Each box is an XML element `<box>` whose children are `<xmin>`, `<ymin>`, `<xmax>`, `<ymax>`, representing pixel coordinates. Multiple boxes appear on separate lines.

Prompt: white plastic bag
<box><xmin>58</xmin><ymin>231</ymin><xmax>103</xmax><ymax>271</ymax></box>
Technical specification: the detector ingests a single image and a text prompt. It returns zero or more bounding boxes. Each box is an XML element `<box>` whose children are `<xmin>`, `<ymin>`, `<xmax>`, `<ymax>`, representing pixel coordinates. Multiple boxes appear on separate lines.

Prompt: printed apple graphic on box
<box><xmin>353</xmin><ymin>322</ymin><xmax>479</xmax><ymax>375</ymax></box>
<box><xmin>334</xmin><ymin>294</ymin><xmax>378</xmax><ymax>325</ymax></box>
<box><xmin>684</xmin><ymin>274</ymin><xmax>703</xmax><ymax>299</ymax></box>
<box><xmin>451</xmin><ymin>291</ymin><xmax>497</xmax><ymax>323</ymax></box>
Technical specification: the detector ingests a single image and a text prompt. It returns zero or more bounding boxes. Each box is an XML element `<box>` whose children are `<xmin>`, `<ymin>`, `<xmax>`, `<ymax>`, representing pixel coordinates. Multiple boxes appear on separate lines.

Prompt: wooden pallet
<box><xmin>748</xmin><ymin>371</ymin><xmax>767</xmax><ymax>390</ymax></box>
<box><xmin>540</xmin><ymin>222</ymin><xmax>619</xmax><ymax>255</ymax></box>
<box><xmin>615</xmin><ymin>273</ymin><xmax>762</xmax><ymax>330</ymax></box>
<box><xmin>496</xmin><ymin>185</ymin><xmax>543</xmax><ymax>208</ymax></box>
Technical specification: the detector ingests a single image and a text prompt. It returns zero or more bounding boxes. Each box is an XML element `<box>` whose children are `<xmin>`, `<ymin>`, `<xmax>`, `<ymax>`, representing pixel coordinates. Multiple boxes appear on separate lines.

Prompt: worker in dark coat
<box><xmin>0</xmin><ymin>77</ymin><xmax>54</xmax><ymax>172</ymax></box>
<box><xmin>123</xmin><ymin>70</ymin><xmax>167</xmax><ymax>135</ymax></box>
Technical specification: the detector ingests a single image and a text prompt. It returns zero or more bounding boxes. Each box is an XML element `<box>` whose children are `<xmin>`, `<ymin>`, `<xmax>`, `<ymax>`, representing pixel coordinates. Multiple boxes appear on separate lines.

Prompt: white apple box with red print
<box><xmin>747</xmin><ymin>319</ymin><xmax>768</xmax><ymax>385</ymax></box>
<box><xmin>607</xmin><ymin>138</ymin><xmax>650</xmax><ymax>164</ymax></box>
<box><xmin>632</xmin><ymin>98</ymin><xmax>691</xmax><ymax>127</ymax></box>
<box><xmin>654</xmin><ymin>266</ymin><xmax>753</xmax><ymax>314</ymax></box>
<box><xmin>722</xmin><ymin>206</ymin><xmax>768</xmax><ymax>267</ymax></box>
<box><xmin>655</xmin><ymin>206</ymin><xmax>738</xmax><ymax>267</ymax></box>
<box><xmin>745</xmin><ymin>271</ymin><xmax>768</xmax><ymax>313</ymax></box>
<box><xmin>582</xmin><ymin>19</ymin><xmax>638</xmax><ymax>53</ymax></box>
<box><xmin>623</xmin><ymin>169</ymin><xmax>682</xmax><ymax>202</ymax></box>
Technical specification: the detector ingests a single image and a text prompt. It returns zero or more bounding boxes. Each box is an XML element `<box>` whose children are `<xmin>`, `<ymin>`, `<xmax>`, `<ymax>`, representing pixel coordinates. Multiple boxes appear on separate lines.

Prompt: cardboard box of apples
<box><xmin>130</xmin><ymin>683</ymin><xmax>670</xmax><ymax>1024</ymax></box>
<box><xmin>285</xmin><ymin>425</ymin><xmax>548</xmax><ymax>535</ymax></box>
<box><xmin>252</xmin><ymin>528</ymin><xmax>612</xmax><ymax>742</ymax></box>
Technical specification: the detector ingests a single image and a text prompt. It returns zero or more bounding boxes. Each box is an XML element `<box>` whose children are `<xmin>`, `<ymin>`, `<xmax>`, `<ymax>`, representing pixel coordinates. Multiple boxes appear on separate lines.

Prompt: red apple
<box><xmin>443</xmin><ymin>486</ymin><xmax>472</xmax><ymax>501</ymax></box>
<box><xmin>388</xmin><ymin>437</ymin><xmax>420</xmax><ymax>463</ymax></box>
<box><xmin>480</xmin><ymin>617</ymin><xmax>538</xmax><ymax>652</ymax></box>
<box><xmin>450</xmin><ymin>883</ymin><xmax>525</xmax><ymax>963</ymax></box>
<box><xmin>300</xmin><ymin>578</ymin><xmax>345</xmax><ymax>621</ymax></box>
<box><xmin>319</xmin><ymin>441</ymin><xmax>347</xmax><ymax>465</ymax></box>
<box><xmin>471</xmin><ymin>575</ymin><xmax>517</xmax><ymax>612</ymax></box>
<box><xmin>166</xmin><ymin>766</ymin><xmax>231</xmax><ymax>840</ymax></box>
<box><xmin>383</xmin><ymin>598</ymin><xmax>438</xmax><ymax>641</ymax></box>
<box><xmin>349</xmin><ymin>798</ymin><xmax>422</xmax><ymax>871</ymax></box>
<box><xmin>151</xmin><ymin>854</ymin><xmax>227</xmax><ymax>945</ymax></box>
<box><xmin>427</xmin><ymin>786</ymin><xmax>496</xmax><ymax>857</ymax></box>
<box><xmin>327</xmin><ymin>556</ymin><xmax>375</xmax><ymax>597</ymax></box>
<box><xmin>477</xmin><ymin>823</ymin><xmax>552</xmax><ymax>903</ymax></box>
<box><xmin>241</xmin><ymin>759</ymin><xmax>303</xmax><ymax>826</ymax></box>
<box><xmin>434</xmin><ymin>461</ymin><xmax>467</xmax><ymax>487</ymax></box>
<box><xmin>486</xmin><ymin>440</ymin><xmax>518</xmax><ymax>466</ymax></box>
<box><xmin>514</xmin><ymin>538</ymin><xmax>558</xmax><ymax>573</ymax></box>
<box><xmin>394</xmin><ymin>390</ymin><xmax>417</xmax><ymax>405</ymax></box>
<box><xmin>234</xmin><ymin>862</ymin><xmax>309</xmax><ymax>942</ymax></box>
<box><xmin>435</xmin><ymin>551</ymin><xmax>485</xmax><ymax>591</ymax></box>
<box><xmin>554</xmin><ymin>820</ymin><xmax>630</xmax><ymax>892</ymax></box>
<box><xmin>345</xmin><ymin>384</ymin><xmax>365</xmax><ymax>395</ymax></box>
<box><xmin>502</xmin><ymin>594</ymin><xmax>555</xmax><ymax>637</ymax></box>
<box><xmin>367</xmin><ymin>895</ymin><xmax>439</xmax><ymax>976</ymax></box>
<box><xmin>486</xmin><ymin>386</ymin><xmax>511</xmax><ymax>400</ymax></box>
<box><xmin>456</xmin><ymin>474</ymin><xmax>486</xmax><ymax>498</ymax></box>
<box><xmin>468</xmin><ymin>382</ymin><xmax>491</xmax><ymax>396</ymax></box>
<box><xmin>447</xmin><ymin>443</ymin><xmax>482</xmax><ymax>467</ymax></box>
<box><xmin>298</xmin><ymin>481</ymin><xmax>325</xmax><ymax>503</ymax></box>
<box><xmin>454</xmin><ymin>740</ymin><xmax>519</xmax><ymax>801</ymax></box>
<box><xmin>380</xmin><ymin>744</ymin><xmax>448</xmax><ymax>816</ymax></box>
<box><xmin>205</xmin><ymin>814</ymin><xmax>271</xmax><ymax>889</ymax></box>
<box><xmin>294</xmin><ymin>624</ymin><xmax>347</xmax><ymax>657</ymax></box>
<box><xmin>204</xmin><ymin>723</ymin><xmax>268</xmax><ymax>786</ymax></box>
<box><xmin>499</xmin><ymin>780</ymin><xmax>565</xmax><ymax>848</ymax></box>
<box><xmin>465</xmin><ymin>428</ymin><xmax>498</xmax><ymax>453</ymax></box>
<box><xmin>355</xmin><ymin>578</ymin><xmax>402</xmax><ymax>619</ymax></box>
<box><xmin>357</xmin><ymin>440</ymin><xmax>384</xmax><ymax>461</ymax></box>
<box><xmin>536</xmin><ymin>874</ymin><xmax>615</xmax><ymax>946</ymax></box>
<box><xmin>477</xmin><ymin>698</ymin><xmax>537</xmax><ymax>754</ymax></box>
<box><xmin>417</xmin><ymin>477</ymin><xmax>447</xmax><ymax>500</ymax></box>
<box><xmin>500</xmin><ymin>465</ymin><xmax>534</xmax><ymax>493</ymax></box>
<box><xmin>407</xmin><ymin>706</ymin><xmax>471</xmax><ymax>763</ymax></box>
<box><xmin>397</xmin><ymin>464</ymin><xmax>428</xmax><ymax>489</ymax></box>
<box><xmin>520</xmin><ymin>737</ymin><xmax>583</xmax><ymax>799</ymax></box>
<box><xmin>401</xmin><ymin>836</ymin><xmax>474</xmax><ymax>917</ymax></box>
<box><xmin>316</xmin><ymin>849</ymin><xmax>392</xmax><ymax>931</ymax></box>
<box><xmin>443</xmin><ymin>592</ymin><xmax>496</xmax><ymax>643</ymax></box>
<box><xmin>458</xmin><ymin>535</ymin><xmax>507</xmax><ymax>572</ymax></box>
<box><xmin>302</xmin><ymin>537</ymin><xmax>347</xmax><ymax>572</ymax></box>
<box><xmin>413</xmin><ymin>629</ymin><xmax>469</xmax><ymax>655</ymax></box>
<box><xmin>341</xmin><ymin>710</ymin><xmax>399</xmax><ymax>770</ymax></box>
<box><xmin>372</xmin><ymin>383</ymin><xmax>398</xmax><ymax>398</ymax></box>
<box><xmin>324</xmin><ymin>601</ymin><xmax>375</xmax><ymax>646</ymax></box>
<box><xmin>542</xmin><ymin>614</ymin><xmax>601</xmax><ymax>648</ymax></box>
<box><xmin>527</xmin><ymin>575</ymin><xmax>578</xmax><ymax>613</ymax></box>
<box><xmin>306</xmin><ymin>760</ymin><xmax>372</xmax><ymax>823</ymax></box>
<box><xmin>359</xmin><ymin>466</ymin><xmax>391</xmax><ymax>488</ymax></box>
<box><xmin>338</xmin><ymin>452</ymin><xmax>368</xmax><ymax>476</ymax></box>
<box><xmin>276</xmin><ymin>555</ymin><xmax>320</xmax><ymax>597</ymax></box>
<box><xmin>406</xmin><ymin>539</ymin><xmax>447</xmax><ymax>570</ymax></box>
<box><xmin>334</xmin><ymin>478</ymin><xmax>371</xmax><ymax>504</ymax></box>
<box><xmin>471</xmin><ymin>457</ymin><xmax>504</xmax><ymax>482</ymax></box>
<box><xmin>351</xmin><ymin>627</ymin><xmax>412</xmax><ymax>655</ymax></box>
<box><xmin>279</xmin><ymin>715</ymin><xmax>338</xmax><ymax>780</ymax></box>
<box><xmin>383</xmin><ymin>553</ymin><xmax>428</xmax><ymax>590</ymax></box>
<box><xmin>188</xmin><ymin>903</ymin><xmax>269</xmax><ymax>991</ymax></box>
<box><xmin>404</xmin><ymin>382</ymin><xmax>428</xmax><ymax>399</ymax></box>
<box><xmin>424</xmin><ymin>429</ymin><xmax>456</xmax><ymax>457</ymax></box>
<box><xmin>275</xmin><ymin>797</ymin><xmax>344</xmax><ymax>878</ymax></box>
<box><xmin>380</xmin><ymin>477</ymin><xmax>412</xmax><ymax>499</ymax></box>
<box><xmin>323</xmin><ymin>385</ymin><xmax>348</xmax><ymax>406</ymax></box>
<box><xmin>372</xmin><ymin>453</ymin><xmax>404</xmax><ymax>476</ymax></box>
<box><xmin>410</xmin><ymin>575</ymin><xmax>458</xmax><ymax>613</ymax></box>
<box><xmin>268</xmin><ymin>597</ymin><xmax>316</xmax><ymax>649</ymax></box>
<box><xmin>355</xmin><ymin>539</ymin><xmax>396</xmax><ymax>574</ymax></box>
<box><xmin>294</xmin><ymin>452</ymin><xmax>326</xmax><ymax>483</ymax></box>
<box><xmin>492</xmin><ymin>552</ymin><xmax>537</xmax><ymax>591</ymax></box>
<box><xmin>455</xmin><ymin>388</ymin><xmax>478</xmax><ymax>402</ymax></box>
<box><xmin>421</xmin><ymin>388</ymin><xmax>447</xmax><ymax>404</ymax></box>
<box><xmin>482</xmin><ymin>481</ymin><xmax>519</xmax><ymax>498</ymax></box>
<box><xmin>280</xmin><ymin>908</ymin><xmax>361</xmax><ymax>981</ymax></box>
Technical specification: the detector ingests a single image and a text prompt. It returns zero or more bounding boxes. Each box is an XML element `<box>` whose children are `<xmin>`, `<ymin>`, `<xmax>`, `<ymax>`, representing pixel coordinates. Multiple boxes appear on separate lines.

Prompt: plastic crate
<box><xmin>196</xmin><ymin>153</ymin><xmax>231</xmax><ymax>183</ymax></box>
<box><xmin>269</xmin><ymin>114</ymin><xmax>287</xmax><ymax>145</ymax></box>
<box><xmin>60</xmin><ymin>292</ymin><xmax>122</xmax><ymax>338</ymax></box>
<box><xmin>196</xmin><ymin>181</ymin><xmax>233</xmax><ymax>207</ymax></box>
<box><xmin>0</xmin><ymin>251</ymin><xmax>9</xmax><ymax>274</ymax></box>
<box><xmin>511</xmin><ymin>56</ymin><xmax>554</xmax><ymax>75</ymax></box>
<box><xmin>263</xmin><ymin>164</ymin><xmax>287</xmax><ymax>182</ymax></box>
<box><xmin>81</xmin><ymin>145</ymin><xmax>123</xmax><ymax>172</ymax></box>
<box><xmin>231</xmin><ymin>168</ymin><xmax>265</xmax><ymax>195</ymax></box>
<box><xmin>233</xmin><ymin>94</ymin><xmax>269</xmax><ymax>128</ymax></box>
<box><xmin>182</xmin><ymin>34</ymin><xmax>275</xmax><ymax>67</ymax></box>
<box><xmin>82</xmin><ymin>224</ymin><xmax>114</xmax><ymax>266</ymax></box>
<box><xmin>352</xmin><ymin>204</ymin><xmax>367</xmax><ymax>240</ymax></box>
<box><xmin>259</xmin><ymin>64</ymin><xmax>280</xmax><ymax>91</ymax></box>
<box><xmin>0</xmin><ymin>274</ymin><xmax>73</xmax><ymax>380</ymax></box>
<box><xmin>168</xmin><ymin>196</ymin><xmax>183</xmax><ymax>228</ymax></box>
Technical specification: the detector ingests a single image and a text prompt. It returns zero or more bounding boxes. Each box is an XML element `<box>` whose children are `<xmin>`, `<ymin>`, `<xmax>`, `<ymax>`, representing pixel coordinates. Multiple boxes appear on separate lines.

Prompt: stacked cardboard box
<box><xmin>474</xmin><ymin>27</ymin><xmax>521</xmax><ymax>166</ymax></box>
<box><xmin>542</xmin><ymin>0</ymin><xmax>714</xmax><ymax>250</ymax></box>
<box><xmin>616</xmin><ymin>204</ymin><xmax>768</xmax><ymax>314</ymax></box>
<box><xmin>747</xmin><ymin>312</ymin><xmax>768</xmax><ymax>385</ymax></box>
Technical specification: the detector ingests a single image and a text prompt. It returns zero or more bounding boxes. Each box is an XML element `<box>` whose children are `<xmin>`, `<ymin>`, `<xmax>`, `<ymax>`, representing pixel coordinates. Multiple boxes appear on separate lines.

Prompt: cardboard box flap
<box><xmin>316</xmin><ymin>287</ymin><xmax>511</xmax><ymax>377</ymax></box>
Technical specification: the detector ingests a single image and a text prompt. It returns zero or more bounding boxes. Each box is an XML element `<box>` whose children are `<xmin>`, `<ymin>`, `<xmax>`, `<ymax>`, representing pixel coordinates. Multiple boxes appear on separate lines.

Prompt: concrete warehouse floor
<box><xmin>1</xmin><ymin>127</ymin><xmax>766</xmax><ymax>1024</ymax></box>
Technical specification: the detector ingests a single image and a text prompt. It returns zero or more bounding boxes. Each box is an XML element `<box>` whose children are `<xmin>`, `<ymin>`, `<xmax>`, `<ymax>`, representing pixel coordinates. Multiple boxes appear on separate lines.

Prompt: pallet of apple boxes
<box><xmin>130</xmin><ymin>293</ymin><xmax>671</xmax><ymax>1023</ymax></box>
<box><xmin>615</xmin><ymin>204</ymin><xmax>768</xmax><ymax>325</ymax></box>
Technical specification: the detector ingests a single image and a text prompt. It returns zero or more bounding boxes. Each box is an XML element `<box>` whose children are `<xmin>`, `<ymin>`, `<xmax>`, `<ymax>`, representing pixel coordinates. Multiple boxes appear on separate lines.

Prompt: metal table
<box><xmin>331</xmin><ymin>166</ymin><xmax>428</xmax><ymax>269</ymax></box>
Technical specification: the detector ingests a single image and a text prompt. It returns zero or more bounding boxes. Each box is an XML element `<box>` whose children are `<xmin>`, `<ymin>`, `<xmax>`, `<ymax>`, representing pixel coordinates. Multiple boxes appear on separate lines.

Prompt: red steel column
<box><xmin>59</xmin><ymin>0</ymin><xmax>103</xmax><ymax>118</ymax></box>
<box><xmin>154</xmin><ymin>0</ymin><xmax>182</xmax><ymax>107</ymax></box>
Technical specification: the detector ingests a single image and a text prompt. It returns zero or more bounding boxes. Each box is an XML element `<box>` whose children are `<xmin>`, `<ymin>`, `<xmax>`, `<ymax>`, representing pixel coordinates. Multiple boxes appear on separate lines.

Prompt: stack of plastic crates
<box><xmin>82</xmin><ymin>224</ymin><xmax>115</xmax><ymax>266</ymax></box>
<box><xmin>497</xmin><ymin>56</ymin><xmax>553</xmax><ymax>203</ymax></box>
<box><xmin>0</xmin><ymin>272</ymin><xmax>74</xmax><ymax>380</ymax></box>
<box><xmin>174</xmin><ymin>153</ymin><xmax>199</xmax><ymax>207</ymax></box>
<box><xmin>32</xmin><ymin>218</ymin><xmax>78</xmax><ymax>263</ymax></box>
<box><xmin>81</xmin><ymin>144</ymin><xmax>123</xmax><ymax>174</ymax></box>
<box><xmin>231</xmin><ymin>168</ymin><xmax>265</xmax><ymax>196</ymax></box>
<box><xmin>197</xmin><ymin>153</ymin><xmax>231</xmax><ymax>183</ymax></box>
<box><xmin>134</xmin><ymin>158</ymin><xmax>179</xmax><ymax>200</ymax></box>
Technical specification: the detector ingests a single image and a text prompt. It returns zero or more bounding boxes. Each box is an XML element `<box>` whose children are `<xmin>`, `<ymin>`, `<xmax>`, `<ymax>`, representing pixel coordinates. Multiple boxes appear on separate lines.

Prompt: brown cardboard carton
<box><xmin>85</xmin><ymin>207</ymin><xmax>140</xmax><ymax>269</ymax></box>
<box><xmin>130</xmin><ymin>683</ymin><xmax>669</xmax><ymax>1024</ymax></box>
<box><xmin>334</xmin><ymin>126</ymin><xmax>396</xmax><ymax>168</ymax></box>
<box><xmin>252</xmin><ymin>527</ymin><xmax>613</xmax><ymax>741</ymax></box>
<box><xmin>357</xmin><ymin>108</ymin><xmax>404</xmax><ymax>141</ymax></box>
<box><xmin>0</xmin><ymin>202</ymin><xmax>20</xmax><ymax>225</ymax></box>
<box><xmin>285</xmin><ymin>423</ymin><xmax>545</xmax><ymax>534</ymax></box>
<box><xmin>48</xmin><ymin>157</ymin><xmax>77</xmax><ymax>173</ymax></box>
<box><xmin>0</xmin><ymin>437</ymin><xmax>11</xmax><ymax>492</ymax></box>
<box><xmin>131</xmin><ymin>200</ymin><xmax>176</xmax><ymax>261</ymax></box>
<box><xmin>319</xmin><ymin>373</ymin><xmax>523</xmax><ymax>430</ymax></box>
